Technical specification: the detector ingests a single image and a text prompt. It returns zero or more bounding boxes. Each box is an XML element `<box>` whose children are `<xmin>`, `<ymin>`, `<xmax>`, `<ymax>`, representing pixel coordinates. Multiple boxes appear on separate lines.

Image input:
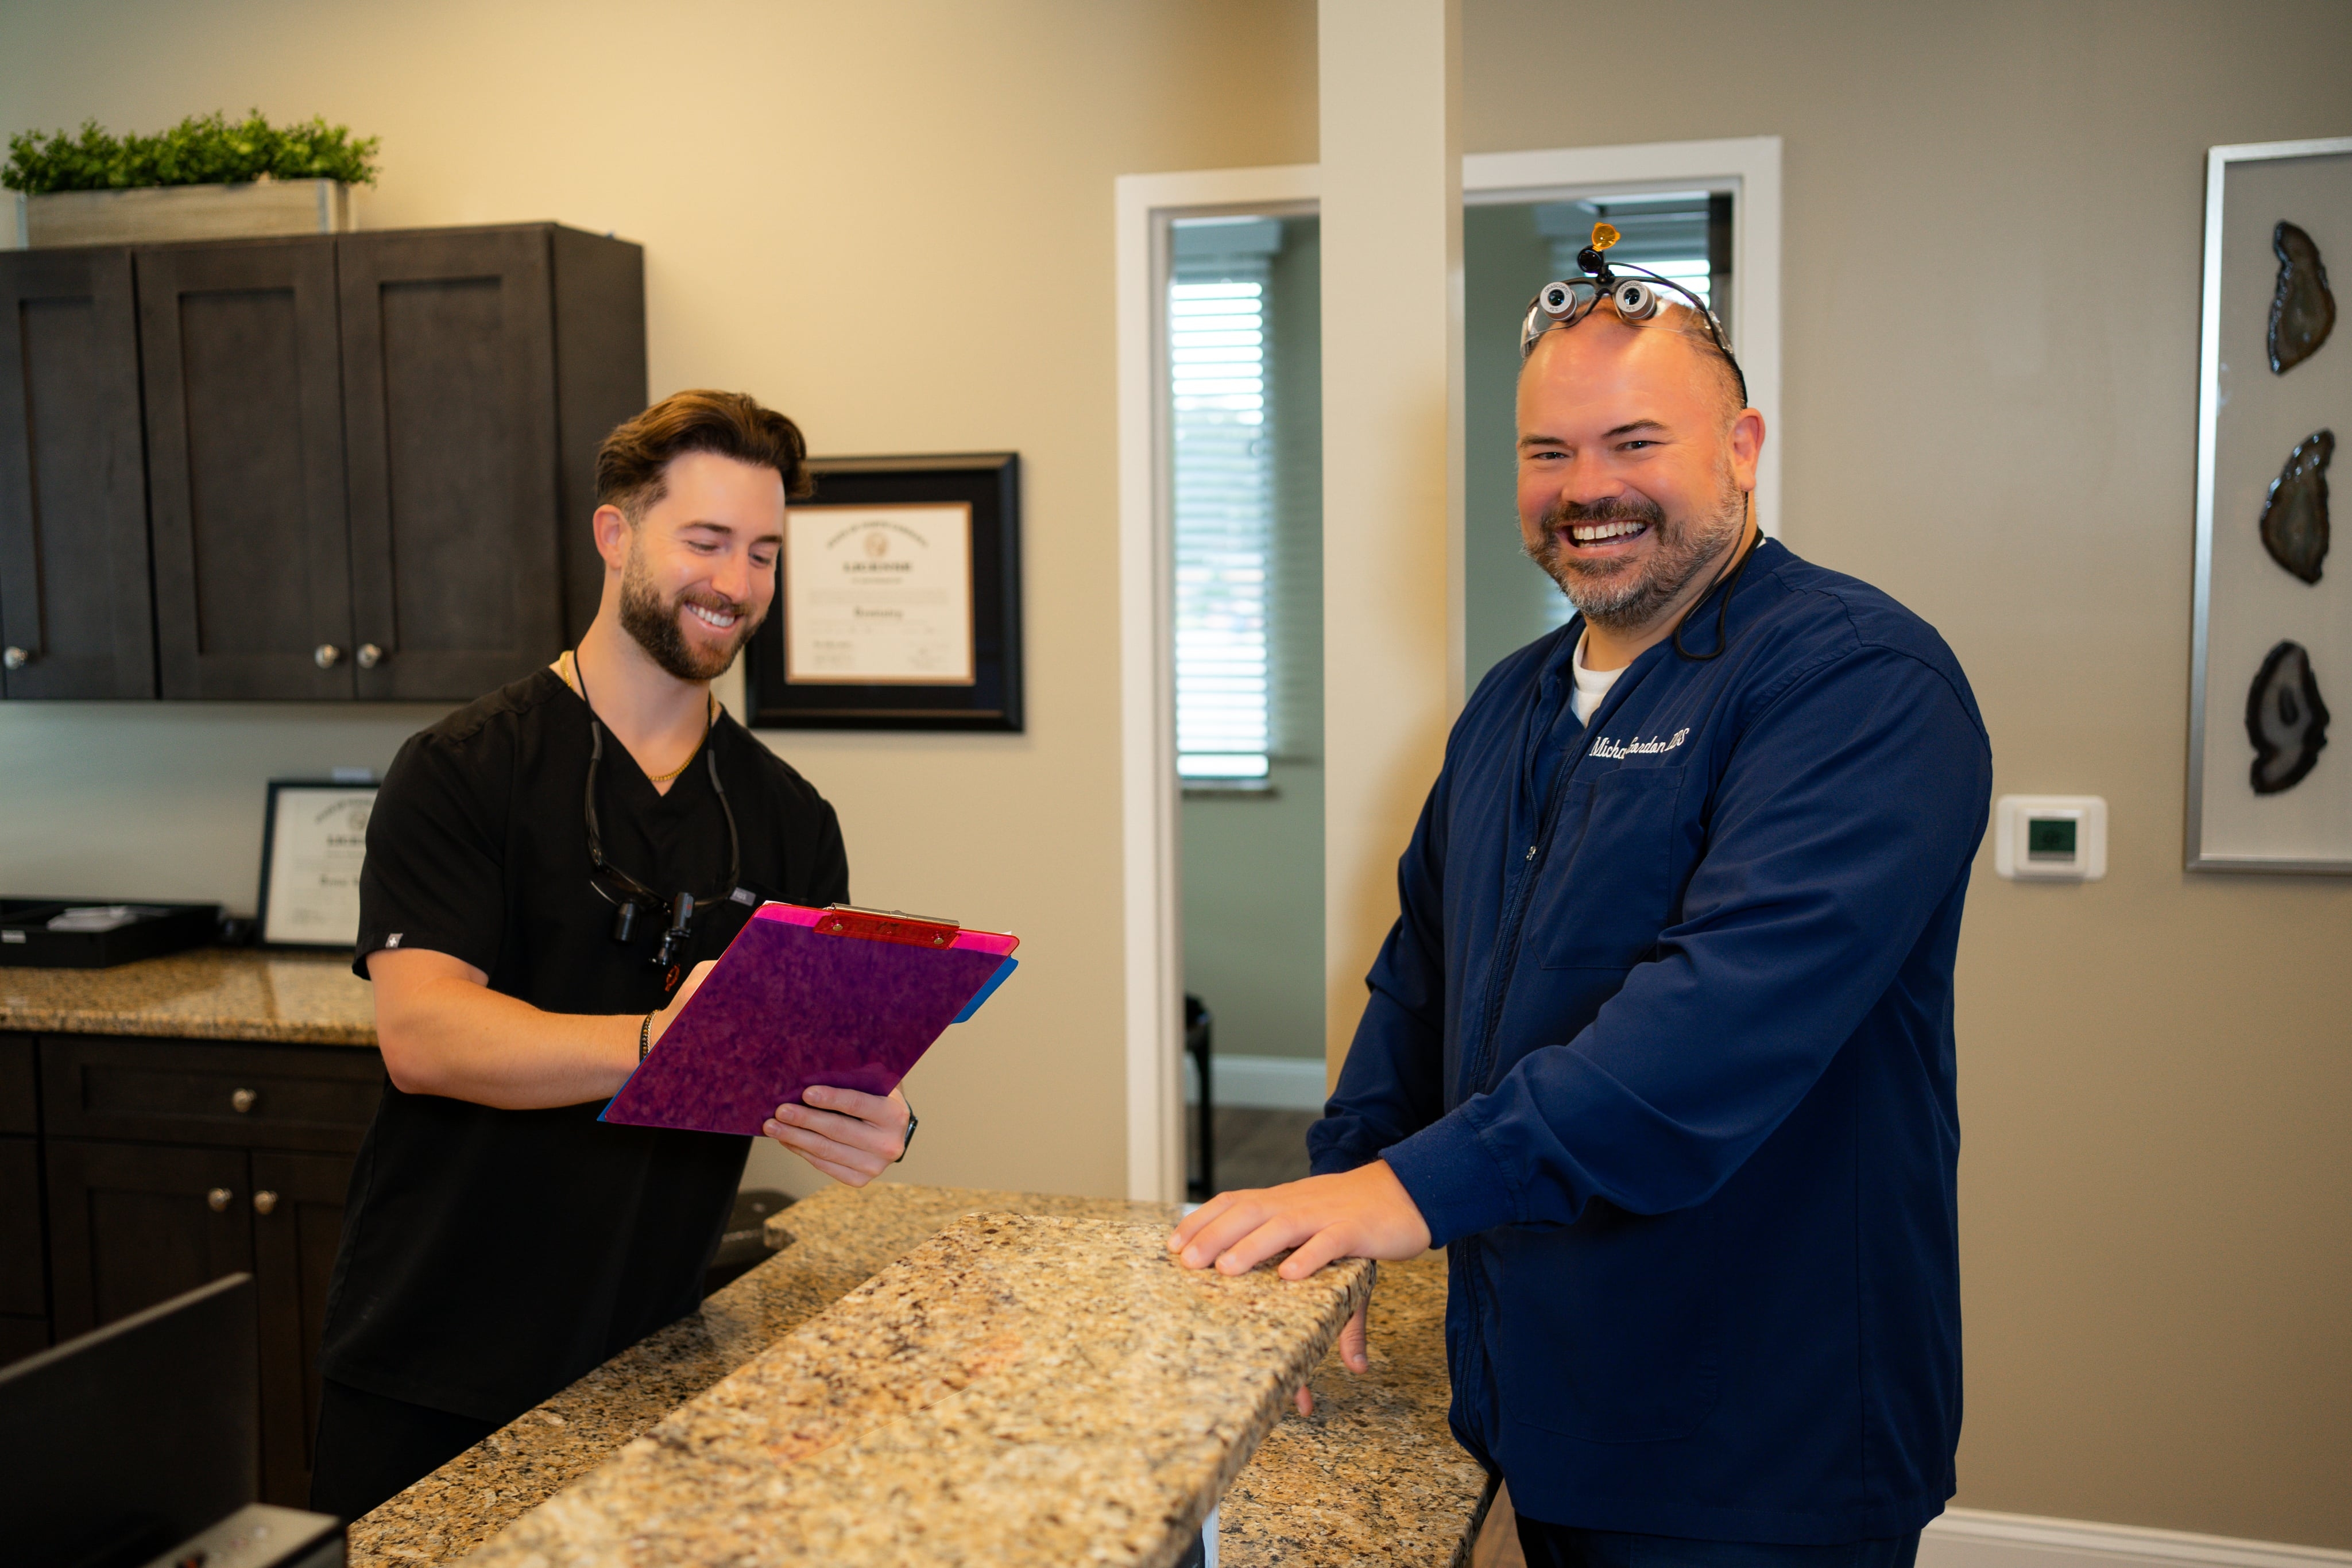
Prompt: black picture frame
<box><xmin>256</xmin><ymin>778</ymin><xmax>378</xmax><ymax>949</ymax></box>
<box><xmin>745</xmin><ymin>453</ymin><xmax>1022</xmax><ymax>731</ymax></box>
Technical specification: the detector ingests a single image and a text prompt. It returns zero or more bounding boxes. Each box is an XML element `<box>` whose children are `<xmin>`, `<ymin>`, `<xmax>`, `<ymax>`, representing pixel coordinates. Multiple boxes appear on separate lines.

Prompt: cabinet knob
<box><xmin>357</xmin><ymin>642</ymin><xmax>385</xmax><ymax>669</ymax></box>
<box><xmin>253</xmin><ymin>1190</ymin><xmax>279</xmax><ymax>1215</ymax></box>
<box><xmin>2</xmin><ymin>646</ymin><xmax>28</xmax><ymax>671</ymax></box>
<box><xmin>231</xmin><ymin>1087</ymin><xmax>257</xmax><ymax>1113</ymax></box>
<box><xmin>207</xmin><ymin>1187</ymin><xmax>233</xmax><ymax>1212</ymax></box>
<box><xmin>314</xmin><ymin>644</ymin><xmax>343</xmax><ymax>669</ymax></box>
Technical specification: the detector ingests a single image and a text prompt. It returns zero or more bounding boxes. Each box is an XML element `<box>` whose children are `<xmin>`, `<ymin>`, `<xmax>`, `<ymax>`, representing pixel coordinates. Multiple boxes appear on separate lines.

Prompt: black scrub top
<box><xmin>319</xmin><ymin>669</ymin><xmax>848</xmax><ymax>1422</ymax></box>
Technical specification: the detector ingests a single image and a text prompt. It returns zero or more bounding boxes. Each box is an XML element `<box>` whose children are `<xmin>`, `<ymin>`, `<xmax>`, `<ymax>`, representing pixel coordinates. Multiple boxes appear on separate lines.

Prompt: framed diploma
<box><xmin>256</xmin><ymin>780</ymin><xmax>378</xmax><ymax>948</ymax></box>
<box><xmin>746</xmin><ymin>454</ymin><xmax>1022</xmax><ymax>731</ymax></box>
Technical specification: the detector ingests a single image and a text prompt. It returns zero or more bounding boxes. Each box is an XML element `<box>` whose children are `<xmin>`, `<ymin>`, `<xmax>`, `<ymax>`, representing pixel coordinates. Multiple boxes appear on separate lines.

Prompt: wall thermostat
<box><xmin>1993</xmin><ymin>795</ymin><xmax>2106</xmax><ymax>881</ymax></box>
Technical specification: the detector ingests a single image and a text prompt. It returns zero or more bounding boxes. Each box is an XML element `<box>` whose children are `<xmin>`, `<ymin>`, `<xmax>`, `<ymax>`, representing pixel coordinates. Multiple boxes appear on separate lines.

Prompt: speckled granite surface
<box><xmin>0</xmin><ymin>948</ymin><xmax>375</xmax><ymax>1046</ymax></box>
<box><xmin>1222</xmin><ymin>1248</ymin><xmax>1494</xmax><ymax>1568</ymax></box>
<box><xmin>350</xmin><ymin>1182</ymin><xmax>1486</xmax><ymax>1568</ymax></box>
<box><xmin>465</xmin><ymin>1213</ymin><xmax>1373</xmax><ymax>1568</ymax></box>
<box><xmin>350</xmin><ymin>1184</ymin><xmax>1177</xmax><ymax>1567</ymax></box>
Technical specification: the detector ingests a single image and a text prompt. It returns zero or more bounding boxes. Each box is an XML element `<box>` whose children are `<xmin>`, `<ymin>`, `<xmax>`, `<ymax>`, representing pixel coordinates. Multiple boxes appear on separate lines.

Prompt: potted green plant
<box><xmin>3</xmin><ymin>110</ymin><xmax>379</xmax><ymax>249</ymax></box>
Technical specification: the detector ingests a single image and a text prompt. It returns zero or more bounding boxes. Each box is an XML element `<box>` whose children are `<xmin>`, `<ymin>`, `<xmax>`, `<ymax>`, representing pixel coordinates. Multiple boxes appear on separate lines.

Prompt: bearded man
<box><xmin>1174</xmin><ymin>264</ymin><xmax>1991</xmax><ymax>1567</ymax></box>
<box><xmin>311</xmin><ymin>391</ymin><xmax>911</xmax><ymax>1523</ymax></box>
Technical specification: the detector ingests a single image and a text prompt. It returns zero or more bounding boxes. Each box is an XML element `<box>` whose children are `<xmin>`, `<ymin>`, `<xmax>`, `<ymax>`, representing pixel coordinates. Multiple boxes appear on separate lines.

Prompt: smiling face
<box><xmin>600</xmin><ymin>449</ymin><xmax>786</xmax><ymax>682</ymax></box>
<box><xmin>1516</xmin><ymin>310</ymin><xmax>1763</xmax><ymax>638</ymax></box>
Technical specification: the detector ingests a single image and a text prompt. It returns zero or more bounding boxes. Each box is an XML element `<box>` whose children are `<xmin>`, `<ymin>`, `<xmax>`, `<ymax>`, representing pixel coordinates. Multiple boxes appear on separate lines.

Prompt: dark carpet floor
<box><xmin>1187</xmin><ymin>1105</ymin><xmax>1319</xmax><ymax>1196</ymax></box>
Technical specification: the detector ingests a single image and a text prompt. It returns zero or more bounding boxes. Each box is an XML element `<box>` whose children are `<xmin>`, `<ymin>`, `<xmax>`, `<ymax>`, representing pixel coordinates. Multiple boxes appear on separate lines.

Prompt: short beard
<box><xmin>1527</xmin><ymin>474</ymin><xmax>1747</xmax><ymax>632</ymax></box>
<box><xmin>617</xmin><ymin>534</ymin><xmax>763</xmax><ymax>682</ymax></box>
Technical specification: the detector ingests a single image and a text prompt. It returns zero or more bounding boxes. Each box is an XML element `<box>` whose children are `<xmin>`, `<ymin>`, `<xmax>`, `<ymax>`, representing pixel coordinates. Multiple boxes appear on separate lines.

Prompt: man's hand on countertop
<box><xmin>1168</xmin><ymin>1161</ymin><xmax>1430</xmax><ymax>1414</ymax></box>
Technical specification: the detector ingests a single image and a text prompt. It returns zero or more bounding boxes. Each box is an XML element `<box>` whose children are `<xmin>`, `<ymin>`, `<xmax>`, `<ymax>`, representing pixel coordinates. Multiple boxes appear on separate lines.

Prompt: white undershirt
<box><xmin>1569</xmin><ymin>631</ymin><xmax>1625</xmax><ymax>725</ymax></box>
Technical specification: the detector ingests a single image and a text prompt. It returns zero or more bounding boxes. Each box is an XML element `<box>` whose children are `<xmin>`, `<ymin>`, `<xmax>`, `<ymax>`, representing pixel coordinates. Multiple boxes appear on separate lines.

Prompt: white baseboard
<box><xmin>1187</xmin><ymin>1053</ymin><xmax>1329</xmax><ymax>1112</ymax></box>
<box><xmin>1922</xmin><ymin>1509</ymin><xmax>2351</xmax><ymax>1568</ymax></box>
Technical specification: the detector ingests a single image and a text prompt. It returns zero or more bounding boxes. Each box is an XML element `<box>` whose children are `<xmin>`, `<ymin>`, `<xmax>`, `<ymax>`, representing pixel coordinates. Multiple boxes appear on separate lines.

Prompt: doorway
<box><xmin>1165</xmin><ymin>211</ymin><xmax>1326</xmax><ymax>1198</ymax></box>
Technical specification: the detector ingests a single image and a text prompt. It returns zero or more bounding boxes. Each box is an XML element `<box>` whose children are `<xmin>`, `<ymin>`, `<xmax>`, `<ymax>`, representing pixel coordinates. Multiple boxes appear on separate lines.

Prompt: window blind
<box><xmin>1171</xmin><ymin>263</ymin><xmax>1274</xmax><ymax>779</ymax></box>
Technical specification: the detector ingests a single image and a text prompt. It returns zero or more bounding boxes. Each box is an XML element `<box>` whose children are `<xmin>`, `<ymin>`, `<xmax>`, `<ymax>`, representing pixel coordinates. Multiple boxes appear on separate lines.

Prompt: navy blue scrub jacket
<box><xmin>1310</xmin><ymin>537</ymin><xmax>1992</xmax><ymax>1544</ymax></box>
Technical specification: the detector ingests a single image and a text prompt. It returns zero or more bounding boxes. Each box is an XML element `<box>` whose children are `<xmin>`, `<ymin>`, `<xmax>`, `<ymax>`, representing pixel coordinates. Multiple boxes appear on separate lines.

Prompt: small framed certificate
<box><xmin>747</xmin><ymin>454</ymin><xmax>1022</xmax><ymax>731</ymax></box>
<box><xmin>257</xmin><ymin>780</ymin><xmax>378</xmax><ymax>948</ymax></box>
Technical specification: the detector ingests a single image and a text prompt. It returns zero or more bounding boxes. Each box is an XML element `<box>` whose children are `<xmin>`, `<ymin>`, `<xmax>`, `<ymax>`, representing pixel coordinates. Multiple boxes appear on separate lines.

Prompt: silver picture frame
<box><xmin>2186</xmin><ymin>136</ymin><xmax>2352</xmax><ymax>873</ymax></box>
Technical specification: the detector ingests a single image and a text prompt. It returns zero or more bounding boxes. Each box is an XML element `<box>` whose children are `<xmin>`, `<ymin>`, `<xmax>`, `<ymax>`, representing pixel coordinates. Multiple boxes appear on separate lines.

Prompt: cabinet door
<box><xmin>249</xmin><ymin>1151</ymin><xmax>353</xmax><ymax>1507</ymax></box>
<box><xmin>341</xmin><ymin>228</ymin><xmax>563</xmax><ymax>700</ymax></box>
<box><xmin>0</xmin><ymin>249</ymin><xmax>154</xmax><ymax>698</ymax></box>
<box><xmin>44</xmin><ymin>1139</ymin><xmax>253</xmax><ymax>1338</ymax></box>
<box><xmin>139</xmin><ymin>239</ymin><xmax>354</xmax><ymax>700</ymax></box>
<box><xmin>1</xmin><ymin>1135</ymin><xmax>47</xmax><ymax>1319</ymax></box>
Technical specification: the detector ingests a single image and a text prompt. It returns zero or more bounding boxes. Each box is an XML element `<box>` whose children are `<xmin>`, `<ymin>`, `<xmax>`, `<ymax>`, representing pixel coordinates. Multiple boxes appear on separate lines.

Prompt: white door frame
<box><xmin>1113</xmin><ymin>138</ymin><xmax>1782</xmax><ymax>1201</ymax></box>
<box><xmin>1115</xmin><ymin>164</ymin><xmax>1321</xmax><ymax>1202</ymax></box>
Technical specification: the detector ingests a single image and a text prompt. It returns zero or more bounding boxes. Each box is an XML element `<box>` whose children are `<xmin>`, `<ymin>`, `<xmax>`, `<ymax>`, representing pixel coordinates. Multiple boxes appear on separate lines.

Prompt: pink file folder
<box><xmin>600</xmin><ymin>903</ymin><xmax>1019</xmax><ymax>1137</ymax></box>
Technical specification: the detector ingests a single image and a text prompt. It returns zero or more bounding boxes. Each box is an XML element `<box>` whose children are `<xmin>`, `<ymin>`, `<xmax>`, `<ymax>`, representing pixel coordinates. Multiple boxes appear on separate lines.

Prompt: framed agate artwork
<box><xmin>2187</xmin><ymin>137</ymin><xmax>2352</xmax><ymax>872</ymax></box>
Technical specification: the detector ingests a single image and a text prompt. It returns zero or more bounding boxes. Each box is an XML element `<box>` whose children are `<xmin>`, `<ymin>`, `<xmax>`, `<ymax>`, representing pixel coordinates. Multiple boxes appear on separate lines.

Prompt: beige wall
<box><xmin>5</xmin><ymin>0</ymin><xmax>2348</xmax><ymax>1547</ymax></box>
<box><xmin>1463</xmin><ymin>0</ymin><xmax>2352</xmax><ymax>1547</ymax></box>
<box><xmin>0</xmin><ymin>0</ymin><xmax>1318</xmax><ymax>1202</ymax></box>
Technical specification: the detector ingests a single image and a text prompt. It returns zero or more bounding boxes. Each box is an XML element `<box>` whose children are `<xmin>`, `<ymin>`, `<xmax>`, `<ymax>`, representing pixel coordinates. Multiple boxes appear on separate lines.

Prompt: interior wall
<box><xmin>1463</xmin><ymin>0</ymin><xmax>2352</xmax><ymax>1547</ymax></box>
<box><xmin>0</xmin><ymin>0</ymin><xmax>1319</xmax><ymax>1202</ymax></box>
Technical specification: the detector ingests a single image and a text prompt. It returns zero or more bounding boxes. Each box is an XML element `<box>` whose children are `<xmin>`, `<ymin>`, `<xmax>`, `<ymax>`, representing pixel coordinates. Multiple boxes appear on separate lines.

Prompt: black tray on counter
<box><xmin>0</xmin><ymin>898</ymin><xmax>223</xmax><ymax>969</ymax></box>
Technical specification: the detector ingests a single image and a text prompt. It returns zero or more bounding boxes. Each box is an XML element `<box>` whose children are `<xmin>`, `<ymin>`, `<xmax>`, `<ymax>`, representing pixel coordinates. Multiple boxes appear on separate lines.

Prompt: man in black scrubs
<box><xmin>310</xmin><ymin>390</ymin><xmax>914</xmax><ymax>1521</ymax></box>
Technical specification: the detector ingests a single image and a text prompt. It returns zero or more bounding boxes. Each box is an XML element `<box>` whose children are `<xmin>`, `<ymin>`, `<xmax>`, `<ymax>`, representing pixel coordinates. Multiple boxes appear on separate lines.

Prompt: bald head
<box><xmin>1522</xmin><ymin>300</ymin><xmax>1746</xmax><ymax>429</ymax></box>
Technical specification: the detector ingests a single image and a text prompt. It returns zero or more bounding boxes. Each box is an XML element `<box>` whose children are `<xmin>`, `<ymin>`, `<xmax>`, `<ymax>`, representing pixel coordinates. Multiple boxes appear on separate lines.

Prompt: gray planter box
<box><xmin>4</xmin><ymin>178</ymin><xmax>355</xmax><ymax>249</ymax></box>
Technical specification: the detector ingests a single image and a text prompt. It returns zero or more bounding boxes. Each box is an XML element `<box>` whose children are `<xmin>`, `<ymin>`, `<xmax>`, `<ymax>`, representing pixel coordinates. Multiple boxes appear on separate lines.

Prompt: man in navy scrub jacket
<box><xmin>1173</xmin><ymin>230</ymin><xmax>1992</xmax><ymax>1568</ymax></box>
<box><xmin>310</xmin><ymin>390</ymin><xmax>917</xmax><ymax>1523</ymax></box>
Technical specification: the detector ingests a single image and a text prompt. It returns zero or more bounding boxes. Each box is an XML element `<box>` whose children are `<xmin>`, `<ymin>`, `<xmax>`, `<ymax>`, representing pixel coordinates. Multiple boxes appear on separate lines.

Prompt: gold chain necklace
<box><xmin>563</xmin><ymin>651</ymin><xmax>714</xmax><ymax>784</ymax></box>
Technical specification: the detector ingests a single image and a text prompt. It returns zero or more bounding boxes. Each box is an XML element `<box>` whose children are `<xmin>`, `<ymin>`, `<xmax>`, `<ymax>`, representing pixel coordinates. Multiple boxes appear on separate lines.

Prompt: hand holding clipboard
<box><xmin>601</xmin><ymin>903</ymin><xmax>1019</xmax><ymax>1137</ymax></box>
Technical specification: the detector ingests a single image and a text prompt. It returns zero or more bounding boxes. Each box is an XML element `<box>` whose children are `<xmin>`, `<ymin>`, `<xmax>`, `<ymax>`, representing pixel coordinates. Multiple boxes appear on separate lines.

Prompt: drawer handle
<box><xmin>253</xmin><ymin>1190</ymin><xmax>279</xmax><ymax>1215</ymax></box>
<box><xmin>315</xmin><ymin>644</ymin><xmax>343</xmax><ymax>669</ymax></box>
<box><xmin>231</xmin><ymin>1087</ymin><xmax>258</xmax><ymax>1113</ymax></box>
<box><xmin>357</xmin><ymin>642</ymin><xmax>385</xmax><ymax>669</ymax></box>
<box><xmin>3</xmin><ymin>646</ymin><xmax>29</xmax><ymax>671</ymax></box>
<box><xmin>207</xmin><ymin>1187</ymin><xmax>233</xmax><ymax>1212</ymax></box>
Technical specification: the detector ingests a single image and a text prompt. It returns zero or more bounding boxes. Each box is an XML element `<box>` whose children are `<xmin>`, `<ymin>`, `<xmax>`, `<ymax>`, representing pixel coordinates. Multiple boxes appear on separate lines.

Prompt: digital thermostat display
<box><xmin>1995</xmin><ymin>796</ymin><xmax>2106</xmax><ymax>882</ymax></box>
<box><xmin>2026</xmin><ymin>818</ymin><xmax>2078</xmax><ymax>859</ymax></box>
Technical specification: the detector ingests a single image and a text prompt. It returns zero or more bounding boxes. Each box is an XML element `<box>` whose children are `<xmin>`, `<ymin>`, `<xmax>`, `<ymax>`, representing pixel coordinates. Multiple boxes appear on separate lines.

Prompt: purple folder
<box><xmin>600</xmin><ymin>903</ymin><xmax>1019</xmax><ymax>1137</ymax></box>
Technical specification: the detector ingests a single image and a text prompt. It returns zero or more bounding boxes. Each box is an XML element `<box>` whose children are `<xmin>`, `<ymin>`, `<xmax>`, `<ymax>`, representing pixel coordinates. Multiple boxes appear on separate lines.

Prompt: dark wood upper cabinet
<box><xmin>0</xmin><ymin>223</ymin><xmax>644</xmax><ymax>704</ymax></box>
<box><xmin>341</xmin><ymin>228</ymin><xmax>563</xmax><ymax>699</ymax></box>
<box><xmin>0</xmin><ymin>249</ymin><xmax>155</xmax><ymax>698</ymax></box>
<box><xmin>140</xmin><ymin>239</ymin><xmax>354</xmax><ymax>701</ymax></box>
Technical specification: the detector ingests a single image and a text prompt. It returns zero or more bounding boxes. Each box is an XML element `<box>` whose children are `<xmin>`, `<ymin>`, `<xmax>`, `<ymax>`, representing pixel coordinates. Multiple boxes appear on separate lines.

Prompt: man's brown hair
<box><xmin>594</xmin><ymin>389</ymin><xmax>813</xmax><ymax>518</ymax></box>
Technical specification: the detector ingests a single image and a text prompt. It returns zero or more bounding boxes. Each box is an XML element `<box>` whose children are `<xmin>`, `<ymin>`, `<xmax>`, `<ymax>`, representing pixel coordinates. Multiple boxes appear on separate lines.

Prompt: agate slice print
<box><xmin>2268</xmin><ymin>222</ymin><xmax>2336</xmax><ymax>374</ymax></box>
<box><xmin>2259</xmin><ymin>428</ymin><xmax>2333</xmax><ymax>583</ymax></box>
<box><xmin>2245</xmin><ymin>640</ymin><xmax>2330</xmax><ymax>795</ymax></box>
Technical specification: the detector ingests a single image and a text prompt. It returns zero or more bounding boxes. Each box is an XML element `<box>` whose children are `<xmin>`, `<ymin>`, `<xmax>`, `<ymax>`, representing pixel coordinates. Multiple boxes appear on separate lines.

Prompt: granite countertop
<box><xmin>353</xmin><ymin>1182</ymin><xmax>1489</xmax><ymax>1568</ymax></box>
<box><xmin>0</xmin><ymin>948</ymin><xmax>376</xmax><ymax>1046</ymax></box>
<box><xmin>469</xmin><ymin>1213</ymin><xmax>1372</xmax><ymax>1567</ymax></box>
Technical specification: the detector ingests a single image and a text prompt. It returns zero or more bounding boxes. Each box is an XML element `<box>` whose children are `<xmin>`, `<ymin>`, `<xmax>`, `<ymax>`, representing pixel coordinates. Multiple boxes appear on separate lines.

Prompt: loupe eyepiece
<box><xmin>1611</xmin><ymin>279</ymin><xmax>1661</xmax><ymax>320</ymax></box>
<box><xmin>611</xmin><ymin>901</ymin><xmax>640</xmax><ymax>943</ymax></box>
<box><xmin>1538</xmin><ymin>280</ymin><xmax>1579</xmax><ymax>316</ymax></box>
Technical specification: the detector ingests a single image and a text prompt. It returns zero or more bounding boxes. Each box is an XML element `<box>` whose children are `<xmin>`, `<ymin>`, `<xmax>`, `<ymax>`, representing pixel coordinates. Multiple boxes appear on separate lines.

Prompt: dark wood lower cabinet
<box><xmin>44</xmin><ymin>1139</ymin><xmax>255</xmax><ymax>1337</ymax></box>
<box><xmin>250</xmin><ymin>1151</ymin><xmax>354</xmax><ymax>1504</ymax></box>
<box><xmin>33</xmin><ymin>1036</ymin><xmax>377</xmax><ymax>1508</ymax></box>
